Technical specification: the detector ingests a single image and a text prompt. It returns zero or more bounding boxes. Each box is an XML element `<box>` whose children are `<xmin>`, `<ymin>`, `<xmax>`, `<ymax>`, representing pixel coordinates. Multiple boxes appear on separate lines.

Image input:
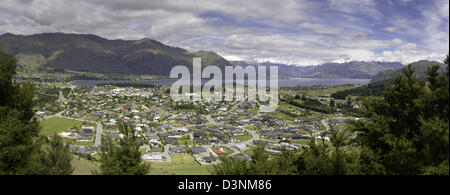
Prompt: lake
<box><xmin>72</xmin><ymin>78</ymin><xmax>370</xmax><ymax>88</ymax></box>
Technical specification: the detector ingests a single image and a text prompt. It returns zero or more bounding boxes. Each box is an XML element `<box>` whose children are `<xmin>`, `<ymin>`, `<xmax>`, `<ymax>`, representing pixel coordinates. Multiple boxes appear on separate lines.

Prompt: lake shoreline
<box><xmin>72</xmin><ymin>78</ymin><xmax>370</xmax><ymax>88</ymax></box>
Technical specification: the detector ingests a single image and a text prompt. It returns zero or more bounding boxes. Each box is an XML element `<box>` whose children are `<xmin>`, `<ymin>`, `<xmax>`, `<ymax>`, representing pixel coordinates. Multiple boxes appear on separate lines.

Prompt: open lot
<box><xmin>40</xmin><ymin>117</ymin><xmax>83</xmax><ymax>136</ymax></box>
<box><xmin>71</xmin><ymin>155</ymin><xmax>100</xmax><ymax>175</ymax></box>
<box><xmin>147</xmin><ymin>154</ymin><xmax>213</xmax><ymax>175</ymax></box>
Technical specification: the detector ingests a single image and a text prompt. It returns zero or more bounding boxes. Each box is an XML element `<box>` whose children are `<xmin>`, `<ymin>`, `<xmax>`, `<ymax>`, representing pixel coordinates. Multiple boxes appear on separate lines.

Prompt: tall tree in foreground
<box><xmin>0</xmin><ymin>46</ymin><xmax>40</xmax><ymax>174</ymax></box>
<box><xmin>213</xmin><ymin>146</ymin><xmax>292</xmax><ymax>175</ymax></box>
<box><xmin>0</xmin><ymin>46</ymin><xmax>73</xmax><ymax>175</ymax></box>
<box><xmin>27</xmin><ymin>136</ymin><xmax>74</xmax><ymax>175</ymax></box>
<box><xmin>97</xmin><ymin>122</ymin><xmax>150</xmax><ymax>175</ymax></box>
<box><xmin>352</xmin><ymin>54</ymin><xmax>449</xmax><ymax>175</ymax></box>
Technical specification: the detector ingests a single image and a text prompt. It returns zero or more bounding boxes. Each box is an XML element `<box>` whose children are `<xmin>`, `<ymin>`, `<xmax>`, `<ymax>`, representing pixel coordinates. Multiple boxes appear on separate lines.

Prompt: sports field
<box><xmin>40</xmin><ymin>117</ymin><xmax>83</xmax><ymax>136</ymax></box>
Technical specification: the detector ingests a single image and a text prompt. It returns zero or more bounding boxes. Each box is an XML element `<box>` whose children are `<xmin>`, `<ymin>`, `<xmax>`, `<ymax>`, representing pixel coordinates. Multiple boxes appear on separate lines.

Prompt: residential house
<box><xmin>191</xmin><ymin>147</ymin><xmax>207</xmax><ymax>156</ymax></box>
<box><xmin>202</xmin><ymin>156</ymin><xmax>218</xmax><ymax>163</ymax></box>
<box><xmin>170</xmin><ymin>146</ymin><xmax>186</xmax><ymax>153</ymax></box>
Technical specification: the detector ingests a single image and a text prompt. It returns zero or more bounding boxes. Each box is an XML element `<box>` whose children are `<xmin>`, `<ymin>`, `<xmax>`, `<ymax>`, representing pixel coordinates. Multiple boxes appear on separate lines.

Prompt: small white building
<box><xmin>177</xmin><ymin>127</ymin><xmax>189</xmax><ymax>133</ymax></box>
<box><xmin>317</xmin><ymin>136</ymin><xmax>330</xmax><ymax>141</ymax></box>
<box><xmin>142</xmin><ymin>154</ymin><xmax>164</xmax><ymax>161</ymax></box>
<box><xmin>235</xmin><ymin>144</ymin><xmax>247</xmax><ymax>151</ymax></box>
<box><xmin>168</xmin><ymin>135</ymin><xmax>182</xmax><ymax>139</ymax></box>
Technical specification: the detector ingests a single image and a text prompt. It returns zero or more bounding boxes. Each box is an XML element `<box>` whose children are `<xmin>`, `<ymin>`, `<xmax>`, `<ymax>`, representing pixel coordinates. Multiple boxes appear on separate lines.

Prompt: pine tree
<box><xmin>27</xmin><ymin>136</ymin><xmax>74</xmax><ymax>175</ymax></box>
<box><xmin>352</xmin><ymin>57</ymin><xmax>449</xmax><ymax>175</ymax></box>
<box><xmin>97</xmin><ymin>122</ymin><xmax>150</xmax><ymax>175</ymax></box>
<box><xmin>1</xmin><ymin>47</ymin><xmax>74</xmax><ymax>175</ymax></box>
<box><xmin>0</xmin><ymin>47</ymin><xmax>40</xmax><ymax>174</ymax></box>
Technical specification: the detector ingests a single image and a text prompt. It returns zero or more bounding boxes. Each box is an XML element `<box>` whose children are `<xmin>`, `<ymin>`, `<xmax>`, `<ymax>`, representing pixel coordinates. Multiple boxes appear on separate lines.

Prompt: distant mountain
<box><xmin>371</xmin><ymin>60</ymin><xmax>446</xmax><ymax>82</ymax></box>
<box><xmin>305</xmin><ymin>61</ymin><xmax>403</xmax><ymax>79</ymax></box>
<box><xmin>0</xmin><ymin>33</ymin><xmax>231</xmax><ymax>75</ymax></box>
<box><xmin>231</xmin><ymin>61</ymin><xmax>315</xmax><ymax>78</ymax></box>
<box><xmin>0</xmin><ymin>33</ymin><xmax>405</xmax><ymax>78</ymax></box>
<box><xmin>231</xmin><ymin>61</ymin><xmax>403</xmax><ymax>79</ymax></box>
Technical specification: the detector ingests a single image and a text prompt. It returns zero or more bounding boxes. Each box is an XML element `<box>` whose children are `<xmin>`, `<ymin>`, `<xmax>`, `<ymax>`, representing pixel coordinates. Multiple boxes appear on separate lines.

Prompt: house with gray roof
<box><xmin>191</xmin><ymin>147</ymin><xmax>207</xmax><ymax>155</ymax></box>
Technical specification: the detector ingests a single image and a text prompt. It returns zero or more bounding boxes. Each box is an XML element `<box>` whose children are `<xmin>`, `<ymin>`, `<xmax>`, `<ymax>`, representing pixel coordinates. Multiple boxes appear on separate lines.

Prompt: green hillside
<box><xmin>0</xmin><ymin>33</ymin><xmax>232</xmax><ymax>76</ymax></box>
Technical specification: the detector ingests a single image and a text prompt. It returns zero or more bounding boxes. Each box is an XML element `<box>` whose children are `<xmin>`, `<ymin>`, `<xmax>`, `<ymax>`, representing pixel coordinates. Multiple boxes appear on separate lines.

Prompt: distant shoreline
<box><xmin>72</xmin><ymin>78</ymin><xmax>370</xmax><ymax>88</ymax></box>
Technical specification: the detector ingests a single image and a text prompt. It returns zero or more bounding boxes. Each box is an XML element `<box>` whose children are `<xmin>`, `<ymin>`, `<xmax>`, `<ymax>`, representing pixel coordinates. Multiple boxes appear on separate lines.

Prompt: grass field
<box><xmin>242</xmin><ymin>146</ymin><xmax>257</xmax><ymax>156</ymax></box>
<box><xmin>71</xmin><ymin>155</ymin><xmax>100</xmax><ymax>175</ymax></box>
<box><xmin>40</xmin><ymin>117</ymin><xmax>83</xmax><ymax>136</ymax></box>
<box><xmin>46</xmin><ymin>82</ymin><xmax>66</xmax><ymax>87</ymax></box>
<box><xmin>173</xmin><ymin>139</ymin><xmax>194</xmax><ymax>146</ymax></box>
<box><xmin>307</xmin><ymin>86</ymin><xmax>355</xmax><ymax>97</ymax></box>
<box><xmin>71</xmin><ymin>153</ymin><xmax>213</xmax><ymax>175</ymax></box>
<box><xmin>84</xmin><ymin>117</ymin><xmax>100</xmax><ymax>122</ymax></box>
<box><xmin>235</xmin><ymin>134</ymin><xmax>253</xmax><ymax>142</ymax></box>
<box><xmin>290</xmin><ymin>139</ymin><xmax>312</xmax><ymax>145</ymax></box>
<box><xmin>147</xmin><ymin>154</ymin><xmax>213</xmax><ymax>175</ymax></box>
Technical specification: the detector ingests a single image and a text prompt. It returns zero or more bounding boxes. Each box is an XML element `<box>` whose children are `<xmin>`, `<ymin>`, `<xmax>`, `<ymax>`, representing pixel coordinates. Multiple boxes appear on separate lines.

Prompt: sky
<box><xmin>0</xmin><ymin>0</ymin><xmax>448</xmax><ymax>66</ymax></box>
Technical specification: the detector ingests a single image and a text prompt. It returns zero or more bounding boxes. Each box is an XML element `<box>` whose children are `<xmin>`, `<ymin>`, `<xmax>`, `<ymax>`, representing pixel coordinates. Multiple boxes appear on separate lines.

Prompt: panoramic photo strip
<box><xmin>0</xmin><ymin>0</ymin><xmax>448</xmax><ymax>192</ymax></box>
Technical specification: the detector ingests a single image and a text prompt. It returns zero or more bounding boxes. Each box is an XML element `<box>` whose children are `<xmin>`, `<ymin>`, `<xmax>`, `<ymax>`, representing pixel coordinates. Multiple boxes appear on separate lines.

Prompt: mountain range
<box><xmin>0</xmin><ymin>33</ymin><xmax>231</xmax><ymax>76</ymax></box>
<box><xmin>231</xmin><ymin>61</ymin><xmax>403</xmax><ymax>79</ymax></box>
<box><xmin>1</xmin><ymin>33</ymin><xmax>406</xmax><ymax>79</ymax></box>
<box><xmin>371</xmin><ymin>60</ymin><xmax>446</xmax><ymax>82</ymax></box>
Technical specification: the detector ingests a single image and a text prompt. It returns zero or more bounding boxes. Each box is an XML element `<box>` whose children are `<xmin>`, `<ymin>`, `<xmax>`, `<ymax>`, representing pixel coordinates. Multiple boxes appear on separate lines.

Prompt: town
<box><xmin>34</xmin><ymin>81</ymin><xmax>361</xmax><ymax>174</ymax></box>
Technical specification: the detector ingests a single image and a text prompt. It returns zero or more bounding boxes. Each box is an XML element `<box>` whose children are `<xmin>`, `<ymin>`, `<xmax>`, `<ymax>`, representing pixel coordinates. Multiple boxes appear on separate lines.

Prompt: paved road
<box><xmin>321</xmin><ymin>119</ymin><xmax>330</xmax><ymax>131</ymax></box>
<box><xmin>205</xmin><ymin>115</ymin><xmax>217</xmax><ymax>125</ymax></box>
<box><xmin>57</xmin><ymin>90</ymin><xmax>66</xmax><ymax>102</ymax></box>
<box><xmin>94</xmin><ymin>122</ymin><xmax>103</xmax><ymax>147</ymax></box>
<box><xmin>162</xmin><ymin>144</ymin><xmax>172</xmax><ymax>162</ymax></box>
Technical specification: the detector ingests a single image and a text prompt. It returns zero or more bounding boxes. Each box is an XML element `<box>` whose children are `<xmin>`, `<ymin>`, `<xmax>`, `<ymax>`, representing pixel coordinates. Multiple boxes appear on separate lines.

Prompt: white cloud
<box><xmin>328</xmin><ymin>0</ymin><xmax>383</xmax><ymax>20</ymax></box>
<box><xmin>0</xmin><ymin>0</ymin><xmax>448</xmax><ymax>66</ymax></box>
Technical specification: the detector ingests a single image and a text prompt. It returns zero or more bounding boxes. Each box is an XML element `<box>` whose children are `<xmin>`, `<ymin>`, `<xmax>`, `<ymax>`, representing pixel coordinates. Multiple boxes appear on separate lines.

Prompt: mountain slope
<box><xmin>0</xmin><ymin>33</ymin><xmax>232</xmax><ymax>75</ymax></box>
<box><xmin>306</xmin><ymin>61</ymin><xmax>403</xmax><ymax>79</ymax></box>
<box><xmin>371</xmin><ymin>60</ymin><xmax>446</xmax><ymax>82</ymax></box>
<box><xmin>231</xmin><ymin>61</ymin><xmax>403</xmax><ymax>79</ymax></box>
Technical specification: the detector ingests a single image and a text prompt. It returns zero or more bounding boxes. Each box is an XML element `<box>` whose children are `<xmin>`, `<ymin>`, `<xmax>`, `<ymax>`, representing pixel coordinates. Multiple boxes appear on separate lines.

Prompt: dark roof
<box><xmin>192</xmin><ymin>147</ymin><xmax>207</xmax><ymax>154</ymax></box>
<box><xmin>231</xmin><ymin>130</ymin><xmax>243</xmax><ymax>135</ymax></box>
<box><xmin>209</xmin><ymin>138</ymin><xmax>222</xmax><ymax>144</ymax></box>
<box><xmin>202</xmin><ymin>156</ymin><xmax>218</xmax><ymax>162</ymax></box>
<box><xmin>170</xmin><ymin>146</ymin><xmax>186</xmax><ymax>152</ymax></box>
<box><xmin>211</xmin><ymin>133</ymin><xmax>226</xmax><ymax>138</ymax></box>
<box><xmin>194</xmin><ymin>138</ymin><xmax>208</xmax><ymax>144</ymax></box>
<box><xmin>231</xmin><ymin>154</ymin><xmax>251</xmax><ymax>161</ymax></box>
<box><xmin>148</xmin><ymin>147</ymin><xmax>162</xmax><ymax>153</ymax></box>
<box><xmin>193</xmin><ymin>131</ymin><xmax>207</xmax><ymax>137</ymax></box>
<box><xmin>75</xmin><ymin>149</ymin><xmax>91</xmax><ymax>155</ymax></box>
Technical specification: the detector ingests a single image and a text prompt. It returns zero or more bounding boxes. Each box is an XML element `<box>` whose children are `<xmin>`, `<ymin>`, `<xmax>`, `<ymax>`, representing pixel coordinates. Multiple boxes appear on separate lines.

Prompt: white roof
<box><xmin>177</xmin><ymin>127</ymin><xmax>188</xmax><ymax>132</ymax></box>
<box><xmin>236</xmin><ymin>144</ymin><xmax>247</xmax><ymax>150</ymax></box>
<box><xmin>142</xmin><ymin>154</ymin><xmax>163</xmax><ymax>160</ymax></box>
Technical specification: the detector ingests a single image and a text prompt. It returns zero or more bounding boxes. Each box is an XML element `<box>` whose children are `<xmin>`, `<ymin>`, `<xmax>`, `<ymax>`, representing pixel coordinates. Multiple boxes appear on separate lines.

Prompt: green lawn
<box><xmin>71</xmin><ymin>153</ymin><xmax>213</xmax><ymax>175</ymax></box>
<box><xmin>173</xmin><ymin>139</ymin><xmax>194</xmax><ymax>146</ymax></box>
<box><xmin>71</xmin><ymin>155</ymin><xmax>100</xmax><ymax>175</ymax></box>
<box><xmin>147</xmin><ymin>154</ymin><xmax>213</xmax><ymax>175</ymax></box>
<box><xmin>307</xmin><ymin>86</ymin><xmax>355</xmax><ymax>97</ymax></box>
<box><xmin>242</xmin><ymin>146</ymin><xmax>257</xmax><ymax>156</ymax></box>
<box><xmin>290</xmin><ymin>139</ymin><xmax>312</xmax><ymax>145</ymax></box>
<box><xmin>290</xmin><ymin>139</ymin><xmax>331</xmax><ymax>146</ymax></box>
<box><xmin>84</xmin><ymin>117</ymin><xmax>99</xmax><ymax>122</ymax></box>
<box><xmin>40</xmin><ymin>117</ymin><xmax>83</xmax><ymax>136</ymax></box>
<box><xmin>235</xmin><ymin>134</ymin><xmax>253</xmax><ymax>142</ymax></box>
<box><xmin>244</xmin><ymin>125</ymin><xmax>259</xmax><ymax>130</ymax></box>
<box><xmin>271</xmin><ymin>109</ymin><xmax>296</xmax><ymax>120</ymax></box>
